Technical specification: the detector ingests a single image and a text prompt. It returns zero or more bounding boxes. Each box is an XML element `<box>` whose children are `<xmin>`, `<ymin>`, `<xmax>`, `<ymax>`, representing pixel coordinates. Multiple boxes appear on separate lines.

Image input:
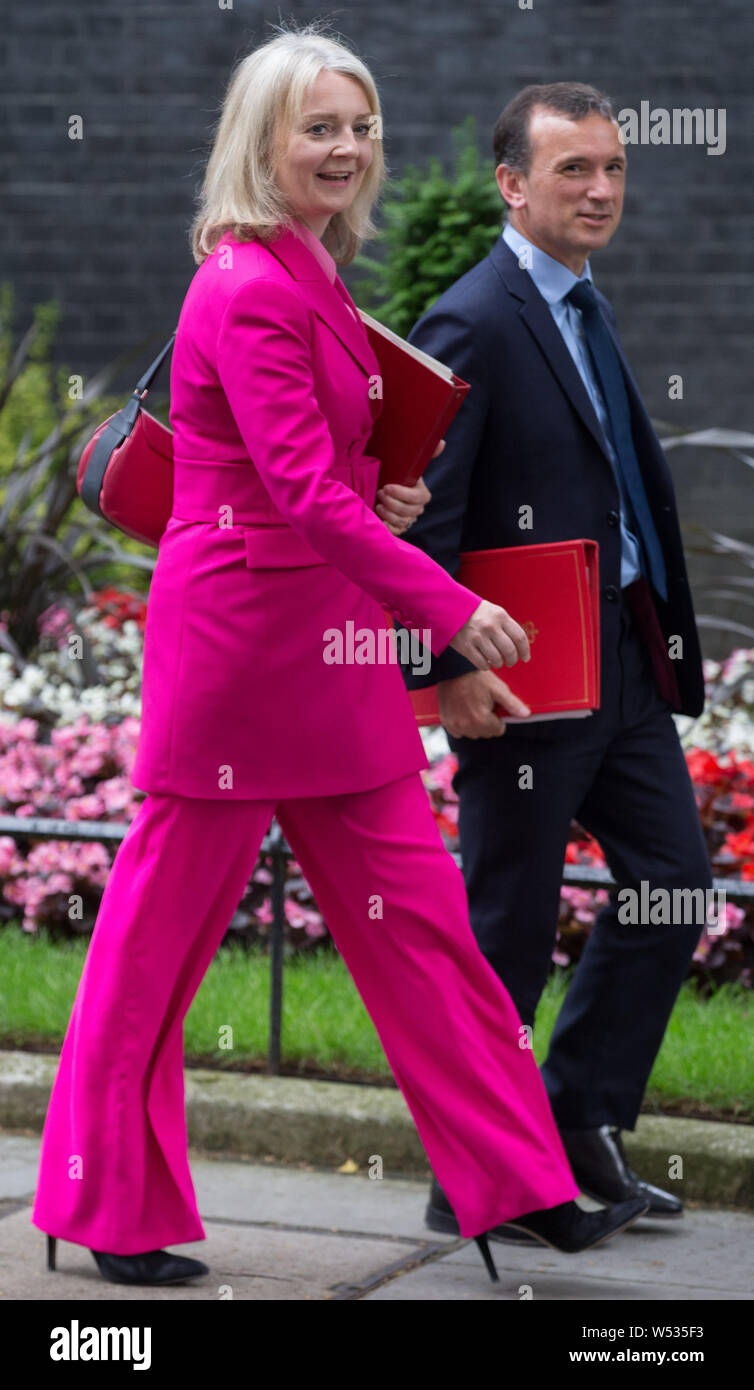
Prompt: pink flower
<box><xmin>304</xmin><ymin>920</ymin><xmax>327</xmax><ymax>938</ymax></box>
<box><xmin>15</xmin><ymin>718</ymin><xmax>40</xmax><ymax>741</ymax></box>
<box><xmin>99</xmin><ymin>777</ymin><xmax>136</xmax><ymax>815</ymax></box>
<box><xmin>38</xmin><ymin>604</ymin><xmax>73</xmax><ymax>642</ymax></box>
<box><xmin>50</xmin><ymin>727</ymin><xmax>82</xmax><ymax>752</ymax></box>
<box><xmin>26</xmin><ymin>843</ymin><xmax>62</xmax><ymax>873</ymax></box>
<box><xmin>52</xmin><ymin>765</ymin><xmax>85</xmax><ymax>794</ymax></box>
<box><xmin>70</xmin><ymin>749</ymin><xmax>105</xmax><ymax>777</ymax></box>
<box><xmin>426</xmin><ymin>753</ymin><xmax>459</xmax><ymax>799</ymax></box>
<box><xmin>0</xmin><ymin>836</ymin><xmax>21</xmax><ymax>875</ymax></box>
<box><xmin>66</xmin><ymin>794</ymin><xmax>106</xmax><ymax>820</ymax></box>
<box><xmin>46</xmin><ymin>872</ymin><xmax>74</xmax><ymax>894</ymax></box>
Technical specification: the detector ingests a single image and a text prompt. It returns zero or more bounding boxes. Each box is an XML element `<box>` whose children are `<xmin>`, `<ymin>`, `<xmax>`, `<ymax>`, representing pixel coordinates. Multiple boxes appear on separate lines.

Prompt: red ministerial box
<box><xmin>358</xmin><ymin>309</ymin><xmax>470</xmax><ymax>489</ymax></box>
<box><xmin>406</xmin><ymin>539</ymin><xmax>601</xmax><ymax>726</ymax></box>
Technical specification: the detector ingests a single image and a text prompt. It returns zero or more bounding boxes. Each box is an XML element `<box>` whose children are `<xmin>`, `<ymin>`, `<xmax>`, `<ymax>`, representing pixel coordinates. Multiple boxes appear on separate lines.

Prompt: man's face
<box><xmin>497</xmin><ymin>109</ymin><xmax>626</xmax><ymax>273</ymax></box>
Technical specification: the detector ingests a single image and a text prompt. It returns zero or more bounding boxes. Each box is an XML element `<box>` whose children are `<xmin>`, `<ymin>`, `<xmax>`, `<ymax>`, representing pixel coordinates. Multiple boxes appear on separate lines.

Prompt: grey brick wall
<box><xmin>4</xmin><ymin>0</ymin><xmax>753</xmax><ymax>655</ymax></box>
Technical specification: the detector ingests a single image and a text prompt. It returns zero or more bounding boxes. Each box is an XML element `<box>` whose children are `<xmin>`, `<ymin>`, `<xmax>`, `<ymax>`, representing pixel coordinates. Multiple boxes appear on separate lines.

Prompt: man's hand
<box><xmin>448</xmin><ymin>597</ymin><xmax>531</xmax><ymax>670</ymax></box>
<box><xmin>437</xmin><ymin>669</ymin><xmax>531</xmax><ymax>739</ymax></box>
<box><xmin>375</xmin><ymin>439</ymin><xmax>444</xmax><ymax>535</ymax></box>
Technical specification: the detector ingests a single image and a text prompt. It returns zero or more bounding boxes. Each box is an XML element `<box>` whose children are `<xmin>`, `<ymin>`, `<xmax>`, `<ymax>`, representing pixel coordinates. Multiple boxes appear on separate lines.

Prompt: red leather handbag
<box><xmin>77</xmin><ymin>334</ymin><xmax>176</xmax><ymax>548</ymax></box>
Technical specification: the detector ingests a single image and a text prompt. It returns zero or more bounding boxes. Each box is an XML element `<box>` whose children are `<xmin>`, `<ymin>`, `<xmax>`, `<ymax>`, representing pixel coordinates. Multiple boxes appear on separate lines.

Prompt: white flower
<box><xmin>2</xmin><ymin>681</ymin><xmax>27</xmax><ymax>707</ymax></box>
<box><xmin>420</xmin><ymin>726</ymin><xmax>450</xmax><ymax>759</ymax></box>
<box><xmin>22</xmin><ymin>665</ymin><xmax>47</xmax><ymax>693</ymax></box>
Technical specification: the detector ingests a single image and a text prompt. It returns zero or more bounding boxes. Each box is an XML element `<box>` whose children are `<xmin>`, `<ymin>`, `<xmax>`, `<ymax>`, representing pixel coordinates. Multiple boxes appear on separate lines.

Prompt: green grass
<box><xmin>1</xmin><ymin>924</ymin><xmax>752</xmax><ymax>1119</ymax></box>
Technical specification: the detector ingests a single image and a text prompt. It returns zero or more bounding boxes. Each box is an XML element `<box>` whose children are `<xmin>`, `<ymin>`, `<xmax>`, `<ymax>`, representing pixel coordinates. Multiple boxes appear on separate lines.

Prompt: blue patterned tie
<box><xmin>566</xmin><ymin>280</ymin><xmax>667</xmax><ymax>601</ymax></box>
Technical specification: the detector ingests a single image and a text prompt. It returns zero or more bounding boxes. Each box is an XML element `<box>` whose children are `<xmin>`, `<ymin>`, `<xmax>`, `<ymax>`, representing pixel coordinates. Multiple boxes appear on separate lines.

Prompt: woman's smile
<box><xmin>316</xmin><ymin>169</ymin><xmax>355</xmax><ymax>183</ymax></box>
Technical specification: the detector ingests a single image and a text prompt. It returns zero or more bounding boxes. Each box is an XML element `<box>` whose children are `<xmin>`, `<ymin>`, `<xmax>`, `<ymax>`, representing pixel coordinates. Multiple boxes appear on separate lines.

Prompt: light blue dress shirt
<box><xmin>501</xmin><ymin>221</ymin><xmax>642</xmax><ymax>588</ymax></box>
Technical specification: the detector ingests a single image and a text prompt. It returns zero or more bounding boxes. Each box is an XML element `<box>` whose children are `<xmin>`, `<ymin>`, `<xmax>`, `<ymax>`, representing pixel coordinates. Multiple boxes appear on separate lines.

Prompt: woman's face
<box><xmin>274</xmin><ymin>70</ymin><xmax>375</xmax><ymax>237</ymax></box>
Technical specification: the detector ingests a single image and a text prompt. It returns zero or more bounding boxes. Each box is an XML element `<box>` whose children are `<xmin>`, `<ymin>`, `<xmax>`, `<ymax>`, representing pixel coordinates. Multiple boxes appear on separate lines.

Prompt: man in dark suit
<box><xmin>398</xmin><ymin>82</ymin><xmax>712</xmax><ymax>1238</ymax></box>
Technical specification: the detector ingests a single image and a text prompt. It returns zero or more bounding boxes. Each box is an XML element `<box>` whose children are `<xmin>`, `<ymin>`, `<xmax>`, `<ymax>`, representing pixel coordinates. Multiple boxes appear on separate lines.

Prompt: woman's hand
<box><xmin>449</xmin><ymin>599</ymin><xmax>531</xmax><ymax>670</ymax></box>
<box><xmin>374</xmin><ymin>439</ymin><xmax>445</xmax><ymax>535</ymax></box>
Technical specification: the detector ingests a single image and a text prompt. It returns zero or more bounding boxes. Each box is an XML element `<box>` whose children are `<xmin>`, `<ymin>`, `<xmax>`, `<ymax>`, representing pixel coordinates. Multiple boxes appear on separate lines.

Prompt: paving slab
<box><xmin>364</xmin><ymin>1210</ymin><xmax>754</xmax><ymax>1301</ymax></box>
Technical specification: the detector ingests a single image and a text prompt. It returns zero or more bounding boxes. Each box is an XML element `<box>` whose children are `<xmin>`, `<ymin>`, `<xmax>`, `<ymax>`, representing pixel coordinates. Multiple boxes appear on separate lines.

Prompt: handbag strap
<box><xmin>134</xmin><ymin>331</ymin><xmax>177</xmax><ymax>397</ymax></box>
<box><xmin>80</xmin><ymin>331</ymin><xmax>177</xmax><ymax>520</ymax></box>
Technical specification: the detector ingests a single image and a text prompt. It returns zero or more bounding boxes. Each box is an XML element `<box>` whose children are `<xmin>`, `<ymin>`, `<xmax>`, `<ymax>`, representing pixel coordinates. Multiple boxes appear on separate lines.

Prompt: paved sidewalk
<box><xmin>2</xmin><ymin>1134</ymin><xmax>752</xmax><ymax>1301</ymax></box>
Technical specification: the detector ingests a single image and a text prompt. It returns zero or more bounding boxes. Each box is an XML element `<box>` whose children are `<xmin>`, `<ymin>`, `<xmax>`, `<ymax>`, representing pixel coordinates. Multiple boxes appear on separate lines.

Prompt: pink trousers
<box><xmin>30</xmin><ymin>771</ymin><xmax>578</xmax><ymax>1249</ymax></box>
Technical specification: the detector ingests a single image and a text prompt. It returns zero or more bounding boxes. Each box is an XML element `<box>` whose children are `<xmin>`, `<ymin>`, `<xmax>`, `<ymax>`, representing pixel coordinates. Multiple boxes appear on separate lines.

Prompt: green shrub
<box><xmin>0</xmin><ymin>284</ymin><xmax>157</xmax><ymax>656</ymax></box>
<box><xmin>352</xmin><ymin>115</ymin><xmax>504</xmax><ymax>335</ymax></box>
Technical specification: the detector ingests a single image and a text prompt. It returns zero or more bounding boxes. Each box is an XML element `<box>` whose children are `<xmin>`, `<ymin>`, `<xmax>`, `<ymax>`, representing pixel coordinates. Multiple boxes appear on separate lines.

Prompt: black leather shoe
<box><xmin>90</xmin><ymin>1247</ymin><xmax>209</xmax><ymax>1285</ymax></box>
<box><xmin>502</xmin><ymin>1194</ymin><xmax>648</xmax><ymax>1254</ymax></box>
<box><xmin>46</xmin><ymin>1235</ymin><xmax>208</xmax><ymax>1285</ymax></box>
<box><xmin>474</xmin><ymin>1196</ymin><xmax>648</xmax><ymax>1281</ymax></box>
<box><xmin>559</xmin><ymin>1124</ymin><xmax>683</xmax><ymax>1216</ymax></box>
<box><xmin>425</xmin><ymin>1176</ymin><xmax>543</xmax><ymax>1246</ymax></box>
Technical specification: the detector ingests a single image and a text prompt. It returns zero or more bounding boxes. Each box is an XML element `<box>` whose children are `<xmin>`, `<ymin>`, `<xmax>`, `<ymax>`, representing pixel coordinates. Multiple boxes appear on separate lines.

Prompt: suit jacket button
<box><xmin>604</xmin><ymin>584</ymin><xmax>619</xmax><ymax>602</ymax></box>
<box><xmin>606</xmin><ymin>509</ymin><xmax>619</xmax><ymax>527</ymax></box>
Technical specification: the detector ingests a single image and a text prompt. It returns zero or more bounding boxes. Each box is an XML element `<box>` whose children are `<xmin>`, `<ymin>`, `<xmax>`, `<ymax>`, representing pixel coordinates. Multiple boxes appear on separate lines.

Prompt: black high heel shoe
<box><xmin>473</xmin><ymin>1195</ymin><xmax>649</xmax><ymax>1282</ymax></box>
<box><xmin>46</xmin><ymin>1235</ymin><xmax>209</xmax><ymax>1285</ymax></box>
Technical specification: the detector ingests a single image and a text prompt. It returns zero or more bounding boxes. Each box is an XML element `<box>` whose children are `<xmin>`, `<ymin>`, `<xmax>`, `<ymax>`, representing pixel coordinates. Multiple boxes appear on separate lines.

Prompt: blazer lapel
<box><xmin>264</xmin><ymin>227</ymin><xmax>378</xmax><ymax>383</ymax></box>
<box><xmin>489</xmin><ymin>238</ymin><xmax>613</xmax><ymax>466</ymax></box>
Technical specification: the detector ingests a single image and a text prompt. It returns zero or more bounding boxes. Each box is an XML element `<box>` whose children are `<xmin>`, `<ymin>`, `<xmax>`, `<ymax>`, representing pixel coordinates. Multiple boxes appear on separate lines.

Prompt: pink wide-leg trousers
<box><xmin>30</xmin><ymin>771</ymin><xmax>579</xmax><ymax>1250</ymax></box>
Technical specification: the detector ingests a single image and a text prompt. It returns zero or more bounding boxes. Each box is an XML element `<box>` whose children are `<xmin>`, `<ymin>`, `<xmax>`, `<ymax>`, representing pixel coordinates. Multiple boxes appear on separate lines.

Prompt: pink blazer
<box><xmin>130</xmin><ymin>221</ymin><xmax>480</xmax><ymax>799</ymax></box>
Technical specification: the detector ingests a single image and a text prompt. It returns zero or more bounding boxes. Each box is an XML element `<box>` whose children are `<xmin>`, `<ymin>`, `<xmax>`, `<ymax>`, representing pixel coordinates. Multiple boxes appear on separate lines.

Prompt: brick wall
<box><xmin>3</xmin><ymin>0</ymin><xmax>753</xmax><ymax>655</ymax></box>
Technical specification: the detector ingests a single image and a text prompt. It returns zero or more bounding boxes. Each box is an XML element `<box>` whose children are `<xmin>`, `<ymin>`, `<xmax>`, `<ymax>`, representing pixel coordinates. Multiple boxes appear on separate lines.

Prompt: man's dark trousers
<box><xmin>447</xmin><ymin>585</ymin><xmax>710</xmax><ymax>1133</ymax></box>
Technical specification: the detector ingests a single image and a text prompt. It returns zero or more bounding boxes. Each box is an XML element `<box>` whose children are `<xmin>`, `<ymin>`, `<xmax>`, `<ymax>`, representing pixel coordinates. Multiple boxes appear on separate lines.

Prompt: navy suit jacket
<box><xmin>398</xmin><ymin>237</ymin><xmax>705</xmax><ymax>720</ymax></box>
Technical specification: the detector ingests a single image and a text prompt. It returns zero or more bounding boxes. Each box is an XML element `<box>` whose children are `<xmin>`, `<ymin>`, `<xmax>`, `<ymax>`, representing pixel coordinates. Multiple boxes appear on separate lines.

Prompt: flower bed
<box><xmin>0</xmin><ymin>593</ymin><xmax>752</xmax><ymax>985</ymax></box>
<box><xmin>420</xmin><ymin>652</ymin><xmax>754</xmax><ymax>991</ymax></box>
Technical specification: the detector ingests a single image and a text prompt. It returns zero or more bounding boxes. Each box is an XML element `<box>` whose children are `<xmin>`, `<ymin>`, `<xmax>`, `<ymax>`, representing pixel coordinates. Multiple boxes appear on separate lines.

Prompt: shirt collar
<box><xmin>291</xmin><ymin>217</ymin><xmax>337</xmax><ymax>284</ymax></box>
<box><xmin>501</xmin><ymin>220</ymin><xmax>593</xmax><ymax>304</ymax></box>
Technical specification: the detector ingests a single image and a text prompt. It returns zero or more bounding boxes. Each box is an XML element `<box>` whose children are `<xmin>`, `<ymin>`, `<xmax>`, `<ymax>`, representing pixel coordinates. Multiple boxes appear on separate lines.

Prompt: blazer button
<box><xmin>606</xmin><ymin>509</ymin><xmax>619</xmax><ymax>527</ymax></box>
<box><xmin>603</xmin><ymin>584</ymin><xmax>619</xmax><ymax>602</ymax></box>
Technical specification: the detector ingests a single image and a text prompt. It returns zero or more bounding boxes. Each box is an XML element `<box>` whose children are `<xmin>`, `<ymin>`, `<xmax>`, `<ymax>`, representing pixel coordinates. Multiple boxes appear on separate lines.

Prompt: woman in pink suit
<box><xmin>32</xmin><ymin>26</ymin><xmax>646</xmax><ymax>1287</ymax></box>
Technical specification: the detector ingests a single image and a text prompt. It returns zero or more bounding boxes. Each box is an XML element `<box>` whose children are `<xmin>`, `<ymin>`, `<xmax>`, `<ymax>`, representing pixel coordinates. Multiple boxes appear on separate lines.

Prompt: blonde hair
<box><xmin>190</xmin><ymin>20</ymin><xmax>387</xmax><ymax>267</ymax></box>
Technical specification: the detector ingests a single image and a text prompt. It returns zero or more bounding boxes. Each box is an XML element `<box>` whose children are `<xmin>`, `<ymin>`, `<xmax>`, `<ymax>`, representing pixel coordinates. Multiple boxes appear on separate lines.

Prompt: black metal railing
<box><xmin>1</xmin><ymin>814</ymin><xmax>752</xmax><ymax>1074</ymax></box>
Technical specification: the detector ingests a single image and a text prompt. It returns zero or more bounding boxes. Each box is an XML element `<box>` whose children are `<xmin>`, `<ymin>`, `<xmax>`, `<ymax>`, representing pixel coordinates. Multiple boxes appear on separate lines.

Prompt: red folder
<box><xmin>405</xmin><ymin>539</ymin><xmax>601</xmax><ymax>726</ymax></box>
<box><xmin>358</xmin><ymin>309</ymin><xmax>470</xmax><ymax>488</ymax></box>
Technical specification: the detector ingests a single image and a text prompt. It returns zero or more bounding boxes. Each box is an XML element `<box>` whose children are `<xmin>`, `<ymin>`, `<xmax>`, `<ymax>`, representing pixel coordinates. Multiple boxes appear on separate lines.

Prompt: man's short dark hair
<box><xmin>493</xmin><ymin>82</ymin><xmax>615</xmax><ymax>173</ymax></box>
